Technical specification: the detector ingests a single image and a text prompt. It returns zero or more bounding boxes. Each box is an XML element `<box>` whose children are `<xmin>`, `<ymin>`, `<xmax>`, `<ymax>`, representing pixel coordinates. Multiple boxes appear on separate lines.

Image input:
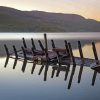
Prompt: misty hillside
<box><xmin>0</xmin><ymin>6</ymin><xmax>100</xmax><ymax>32</ymax></box>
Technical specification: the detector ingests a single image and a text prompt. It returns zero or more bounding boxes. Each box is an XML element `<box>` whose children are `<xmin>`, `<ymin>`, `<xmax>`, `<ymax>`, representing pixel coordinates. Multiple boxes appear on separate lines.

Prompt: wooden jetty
<box><xmin>3</xmin><ymin>34</ymin><xmax>100</xmax><ymax>89</ymax></box>
<box><xmin>4</xmin><ymin>34</ymin><xmax>100</xmax><ymax>70</ymax></box>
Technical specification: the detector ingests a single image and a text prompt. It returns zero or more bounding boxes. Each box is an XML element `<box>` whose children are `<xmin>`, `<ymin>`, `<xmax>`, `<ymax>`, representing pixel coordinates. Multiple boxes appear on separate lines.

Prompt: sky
<box><xmin>0</xmin><ymin>0</ymin><xmax>100</xmax><ymax>21</ymax></box>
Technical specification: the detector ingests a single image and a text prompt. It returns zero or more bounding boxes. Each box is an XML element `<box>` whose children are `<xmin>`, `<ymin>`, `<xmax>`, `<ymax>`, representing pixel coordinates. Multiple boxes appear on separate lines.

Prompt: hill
<box><xmin>0</xmin><ymin>6</ymin><xmax>100</xmax><ymax>32</ymax></box>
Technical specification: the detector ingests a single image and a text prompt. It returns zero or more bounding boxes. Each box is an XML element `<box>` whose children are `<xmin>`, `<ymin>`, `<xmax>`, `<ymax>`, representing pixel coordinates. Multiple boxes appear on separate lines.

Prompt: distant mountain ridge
<box><xmin>0</xmin><ymin>6</ymin><xmax>100</xmax><ymax>32</ymax></box>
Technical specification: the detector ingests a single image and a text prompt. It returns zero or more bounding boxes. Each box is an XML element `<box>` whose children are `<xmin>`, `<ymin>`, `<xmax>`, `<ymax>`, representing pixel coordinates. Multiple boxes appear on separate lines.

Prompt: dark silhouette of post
<box><xmin>38</xmin><ymin>40</ymin><xmax>45</xmax><ymax>51</ymax></box>
<box><xmin>92</xmin><ymin>42</ymin><xmax>98</xmax><ymax>86</ymax></box>
<box><xmin>64</xmin><ymin>41</ymin><xmax>71</xmax><ymax>81</ymax></box>
<box><xmin>31</xmin><ymin>64</ymin><xmax>36</xmax><ymax>74</ymax></box>
<box><xmin>64</xmin><ymin>40</ymin><xmax>70</xmax><ymax>57</ymax></box>
<box><xmin>4</xmin><ymin>56</ymin><xmax>9</xmax><ymax>67</ymax></box>
<box><xmin>21</xmin><ymin>47</ymin><xmax>27</xmax><ymax>72</ymax></box>
<box><xmin>44</xmin><ymin>34</ymin><xmax>49</xmax><ymax>62</ymax></box>
<box><xmin>51</xmin><ymin>67</ymin><xmax>56</xmax><ymax>78</ymax></box>
<box><xmin>51</xmin><ymin>40</ymin><xmax>56</xmax><ymax>49</ymax></box>
<box><xmin>12</xmin><ymin>45</ymin><xmax>18</xmax><ymax>69</ymax></box>
<box><xmin>31</xmin><ymin>38</ymin><xmax>36</xmax><ymax>50</ymax></box>
<box><xmin>38</xmin><ymin>65</ymin><xmax>44</xmax><ymax>75</ymax></box>
<box><xmin>64</xmin><ymin>64</ymin><xmax>70</xmax><ymax>81</ymax></box>
<box><xmin>4</xmin><ymin>44</ymin><xmax>9</xmax><ymax>57</ymax></box>
<box><xmin>22</xmin><ymin>38</ymin><xmax>27</xmax><ymax>48</ymax></box>
<box><xmin>4</xmin><ymin>44</ymin><xmax>10</xmax><ymax>67</ymax></box>
<box><xmin>44</xmin><ymin>63</ymin><xmax>49</xmax><ymax>81</ymax></box>
<box><xmin>68</xmin><ymin>64</ymin><xmax>76</xmax><ymax>89</ymax></box>
<box><xmin>68</xmin><ymin>43</ymin><xmax>76</xmax><ymax>65</ymax></box>
<box><xmin>78</xmin><ymin>41</ymin><xmax>84</xmax><ymax>83</ymax></box>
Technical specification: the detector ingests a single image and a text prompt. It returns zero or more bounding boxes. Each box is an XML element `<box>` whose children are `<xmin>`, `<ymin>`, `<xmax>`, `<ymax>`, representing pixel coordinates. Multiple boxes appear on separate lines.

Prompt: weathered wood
<box><xmin>13</xmin><ymin>45</ymin><xmax>18</xmax><ymax>58</ymax></box>
<box><xmin>31</xmin><ymin>64</ymin><xmax>36</xmax><ymax>74</ymax></box>
<box><xmin>13</xmin><ymin>59</ymin><xmax>18</xmax><ymax>69</ymax></box>
<box><xmin>64</xmin><ymin>40</ymin><xmax>70</xmax><ymax>57</ymax></box>
<box><xmin>92</xmin><ymin>42</ymin><xmax>98</xmax><ymax>86</ymax></box>
<box><xmin>38</xmin><ymin>40</ymin><xmax>45</xmax><ymax>51</ymax></box>
<box><xmin>78</xmin><ymin>41</ymin><xmax>84</xmax><ymax>59</ymax></box>
<box><xmin>68</xmin><ymin>43</ymin><xmax>76</xmax><ymax>65</ymax></box>
<box><xmin>44</xmin><ymin>64</ymin><xmax>48</xmax><ymax>81</ymax></box>
<box><xmin>31</xmin><ymin>38</ymin><xmax>36</xmax><ymax>50</ymax></box>
<box><xmin>68</xmin><ymin>64</ymin><xmax>76</xmax><ymax>89</ymax></box>
<box><xmin>21</xmin><ymin>47</ymin><xmax>27</xmax><ymax>59</ymax></box>
<box><xmin>22</xmin><ymin>38</ymin><xmax>27</xmax><ymax>48</ymax></box>
<box><xmin>38</xmin><ymin>65</ymin><xmax>44</xmax><ymax>75</ymax></box>
<box><xmin>78</xmin><ymin>41</ymin><xmax>84</xmax><ymax>83</ymax></box>
<box><xmin>92</xmin><ymin>42</ymin><xmax>99</xmax><ymax>63</ymax></box>
<box><xmin>44</xmin><ymin>34</ymin><xmax>49</xmax><ymax>62</ymax></box>
<box><xmin>4</xmin><ymin>56</ymin><xmax>9</xmax><ymax>67</ymax></box>
<box><xmin>4</xmin><ymin>44</ymin><xmax>9</xmax><ymax>57</ymax></box>
<box><xmin>51</xmin><ymin>40</ymin><xmax>56</xmax><ymax>49</ymax></box>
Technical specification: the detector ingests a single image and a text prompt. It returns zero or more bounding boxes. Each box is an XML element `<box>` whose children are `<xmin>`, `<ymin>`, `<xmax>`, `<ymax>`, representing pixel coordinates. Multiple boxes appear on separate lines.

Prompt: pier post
<box><xmin>51</xmin><ymin>40</ymin><xmax>56</xmax><ymax>49</ymax></box>
<box><xmin>78</xmin><ymin>41</ymin><xmax>84</xmax><ymax>59</ymax></box>
<box><xmin>22</xmin><ymin>38</ymin><xmax>27</xmax><ymax>48</ymax></box>
<box><xmin>4</xmin><ymin>44</ymin><xmax>9</xmax><ymax>57</ymax></box>
<box><xmin>38</xmin><ymin>40</ymin><xmax>45</xmax><ymax>51</ymax></box>
<box><xmin>92</xmin><ymin>42</ymin><xmax>99</xmax><ymax>63</ymax></box>
<box><xmin>68</xmin><ymin>43</ymin><xmax>76</xmax><ymax>65</ymax></box>
<box><xmin>44</xmin><ymin>34</ymin><xmax>49</xmax><ymax>62</ymax></box>
<box><xmin>21</xmin><ymin>46</ymin><xmax>27</xmax><ymax>60</ymax></box>
<box><xmin>64</xmin><ymin>40</ymin><xmax>70</xmax><ymax>57</ymax></box>
<box><xmin>13</xmin><ymin>45</ymin><xmax>18</xmax><ymax>58</ymax></box>
<box><xmin>31</xmin><ymin>38</ymin><xmax>36</xmax><ymax>50</ymax></box>
<box><xmin>92</xmin><ymin>42</ymin><xmax>98</xmax><ymax>86</ymax></box>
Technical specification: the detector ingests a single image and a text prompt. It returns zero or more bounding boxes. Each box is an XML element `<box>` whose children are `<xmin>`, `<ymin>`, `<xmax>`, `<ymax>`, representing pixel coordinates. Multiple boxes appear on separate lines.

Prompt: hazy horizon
<box><xmin>0</xmin><ymin>0</ymin><xmax>100</xmax><ymax>21</ymax></box>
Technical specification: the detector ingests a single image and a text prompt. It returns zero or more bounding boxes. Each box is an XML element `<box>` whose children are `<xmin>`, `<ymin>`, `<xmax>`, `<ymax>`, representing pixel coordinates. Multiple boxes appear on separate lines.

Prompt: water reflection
<box><xmin>3</xmin><ymin>55</ymin><xmax>100</xmax><ymax>90</ymax></box>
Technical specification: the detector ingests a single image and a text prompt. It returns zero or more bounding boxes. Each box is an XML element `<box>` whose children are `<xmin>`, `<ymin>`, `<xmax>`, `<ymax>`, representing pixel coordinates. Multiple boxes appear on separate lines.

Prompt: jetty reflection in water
<box><xmin>3</xmin><ymin>51</ymin><xmax>100</xmax><ymax>90</ymax></box>
<box><xmin>0</xmin><ymin>33</ymin><xmax>100</xmax><ymax>100</ymax></box>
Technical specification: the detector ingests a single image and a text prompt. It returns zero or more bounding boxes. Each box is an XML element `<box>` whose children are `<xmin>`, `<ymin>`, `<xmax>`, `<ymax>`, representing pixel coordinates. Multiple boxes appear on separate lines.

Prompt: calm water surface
<box><xmin>0</xmin><ymin>33</ymin><xmax>100</xmax><ymax>100</ymax></box>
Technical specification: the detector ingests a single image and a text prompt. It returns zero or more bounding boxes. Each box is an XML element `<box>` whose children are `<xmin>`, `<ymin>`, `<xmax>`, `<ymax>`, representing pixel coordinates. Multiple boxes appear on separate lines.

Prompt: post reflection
<box><xmin>3</xmin><ymin>55</ymin><xmax>100</xmax><ymax>90</ymax></box>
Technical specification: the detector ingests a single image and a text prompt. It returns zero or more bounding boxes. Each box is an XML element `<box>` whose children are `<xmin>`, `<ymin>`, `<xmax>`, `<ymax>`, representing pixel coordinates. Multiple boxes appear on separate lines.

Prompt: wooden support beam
<box><xmin>31</xmin><ymin>47</ymin><xmax>35</xmax><ymax>56</ymax></box>
<box><xmin>64</xmin><ymin>40</ymin><xmax>70</xmax><ymax>57</ymax></box>
<box><xmin>92</xmin><ymin>42</ymin><xmax>99</xmax><ymax>63</ymax></box>
<box><xmin>44</xmin><ymin>34</ymin><xmax>49</xmax><ymax>62</ymax></box>
<box><xmin>68</xmin><ymin>43</ymin><xmax>76</xmax><ymax>65</ymax></box>
<box><xmin>44</xmin><ymin>64</ymin><xmax>48</xmax><ymax>81</ymax></box>
<box><xmin>38</xmin><ymin>65</ymin><xmax>44</xmax><ymax>75</ymax></box>
<box><xmin>22</xmin><ymin>38</ymin><xmax>27</xmax><ymax>48</ymax></box>
<box><xmin>51</xmin><ymin>68</ymin><xmax>56</xmax><ymax>78</ymax></box>
<box><xmin>31</xmin><ymin>64</ymin><xmax>36</xmax><ymax>74</ymax></box>
<box><xmin>51</xmin><ymin>40</ymin><xmax>56</xmax><ymax>49</ymax></box>
<box><xmin>13</xmin><ymin>45</ymin><xmax>18</xmax><ymax>58</ymax></box>
<box><xmin>21</xmin><ymin>47</ymin><xmax>27</xmax><ymax>59</ymax></box>
<box><xmin>64</xmin><ymin>64</ymin><xmax>70</xmax><ymax>81</ymax></box>
<box><xmin>4</xmin><ymin>56</ymin><xmax>9</xmax><ymax>68</ymax></box>
<box><xmin>78</xmin><ymin>41</ymin><xmax>84</xmax><ymax>59</ymax></box>
<box><xmin>13</xmin><ymin>59</ymin><xmax>18</xmax><ymax>69</ymax></box>
<box><xmin>4</xmin><ymin>44</ymin><xmax>9</xmax><ymax>57</ymax></box>
<box><xmin>68</xmin><ymin>64</ymin><xmax>76</xmax><ymax>89</ymax></box>
<box><xmin>31</xmin><ymin>38</ymin><xmax>36</xmax><ymax>50</ymax></box>
<box><xmin>38</xmin><ymin>40</ymin><xmax>45</xmax><ymax>51</ymax></box>
<box><xmin>78</xmin><ymin>41</ymin><xmax>84</xmax><ymax>83</ymax></box>
<box><xmin>92</xmin><ymin>42</ymin><xmax>98</xmax><ymax>86</ymax></box>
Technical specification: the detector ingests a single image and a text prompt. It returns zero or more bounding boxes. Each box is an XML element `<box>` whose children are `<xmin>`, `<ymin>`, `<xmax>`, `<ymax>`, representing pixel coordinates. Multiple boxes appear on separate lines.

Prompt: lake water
<box><xmin>0</xmin><ymin>33</ymin><xmax>100</xmax><ymax>100</ymax></box>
